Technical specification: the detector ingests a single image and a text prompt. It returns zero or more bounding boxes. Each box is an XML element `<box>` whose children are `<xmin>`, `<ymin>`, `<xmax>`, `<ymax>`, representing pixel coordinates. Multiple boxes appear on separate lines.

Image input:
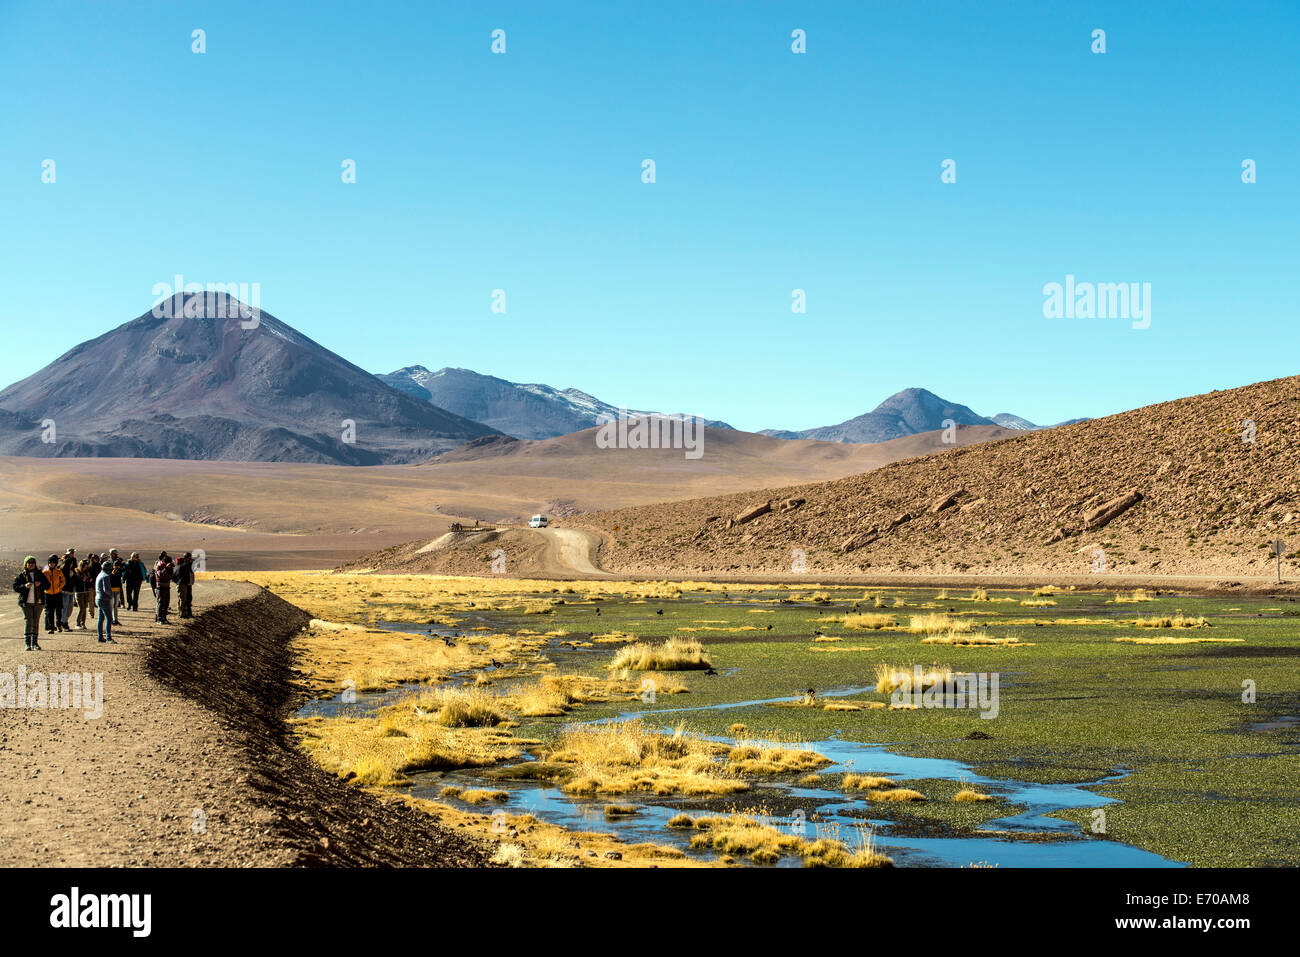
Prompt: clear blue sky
<box><xmin>2</xmin><ymin>1</ymin><xmax>1295</xmax><ymax>432</ymax></box>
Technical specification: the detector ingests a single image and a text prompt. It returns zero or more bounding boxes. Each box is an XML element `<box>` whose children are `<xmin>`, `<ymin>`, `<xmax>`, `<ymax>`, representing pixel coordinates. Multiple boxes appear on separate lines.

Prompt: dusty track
<box><xmin>351</xmin><ymin>525</ymin><xmax>611</xmax><ymax>579</ymax></box>
<box><xmin>0</xmin><ymin>579</ymin><xmax>491</xmax><ymax>866</ymax></box>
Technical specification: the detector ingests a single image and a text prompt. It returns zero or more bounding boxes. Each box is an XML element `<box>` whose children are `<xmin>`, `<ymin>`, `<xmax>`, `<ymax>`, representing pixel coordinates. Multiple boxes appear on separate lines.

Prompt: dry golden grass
<box><xmin>842</xmin><ymin>613</ymin><xmax>898</xmax><ymax>630</ymax></box>
<box><xmin>954</xmin><ymin>788</ymin><xmax>993</xmax><ymax>802</ymax></box>
<box><xmin>591</xmin><ymin>631</ymin><xmax>637</xmax><ymax>643</ymax></box>
<box><xmin>609</xmin><ymin>637</ymin><xmax>712</xmax><ymax>671</ymax></box>
<box><xmin>604</xmin><ymin>803</ymin><xmax>640</xmax><ymax>819</ymax></box>
<box><xmin>1115</xmin><ymin>636</ymin><xmax>1244</xmax><ymax>645</ymax></box>
<box><xmin>687</xmin><ymin>812</ymin><xmax>801</xmax><ymax>865</ymax></box>
<box><xmin>873</xmin><ymin>663</ymin><xmax>957</xmax><ymax>695</ymax></box>
<box><xmin>866</xmin><ymin>787</ymin><xmax>925</xmax><ymax>802</ymax></box>
<box><xmin>545</xmin><ymin>720</ymin><xmax>746</xmax><ymax>797</ymax></box>
<box><xmin>1032</xmin><ymin>586</ymin><xmax>1059</xmax><ymax>597</ymax></box>
<box><xmin>676</xmin><ymin>625</ymin><xmax>758</xmax><ymax>633</ymax></box>
<box><xmin>812</xmin><ymin>635</ymin><xmax>842</xmax><ymax>643</ymax></box>
<box><xmin>823</xmin><ymin>701</ymin><xmax>864</xmax><ymax>712</ymax></box>
<box><xmin>726</xmin><ymin>736</ymin><xmax>831</xmax><ymax>775</ymax></box>
<box><xmin>920</xmin><ymin>631</ymin><xmax>1031</xmax><ymax>646</ymax></box>
<box><xmin>294</xmin><ymin>709</ymin><xmax>521</xmax><ymax>787</ymax></box>
<box><xmin>907</xmin><ymin>613</ymin><xmax>972</xmax><ymax>635</ymax></box>
<box><xmin>1134</xmin><ymin>614</ymin><xmax>1211</xmax><ymax>628</ymax></box>
<box><xmin>842</xmin><ymin>773</ymin><xmax>896</xmax><ymax>790</ymax></box>
<box><xmin>416</xmin><ymin>687</ymin><xmax>506</xmax><ymax>728</ymax></box>
<box><xmin>460</xmin><ymin>788</ymin><xmax>509</xmax><ymax>804</ymax></box>
<box><xmin>683</xmin><ymin>810</ymin><xmax>892</xmax><ymax>868</ymax></box>
<box><xmin>1111</xmin><ymin>589</ymin><xmax>1155</xmax><ymax>604</ymax></box>
<box><xmin>1020</xmin><ymin>599</ymin><xmax>1057</xmax><ymax>607</ymax></box>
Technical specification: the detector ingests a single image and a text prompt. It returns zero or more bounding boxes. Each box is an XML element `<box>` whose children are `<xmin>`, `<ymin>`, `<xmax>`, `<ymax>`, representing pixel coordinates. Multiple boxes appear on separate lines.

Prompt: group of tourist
<box><xmin>10</xmin><ymin>549</ymin><xmax>198</xmax><ymax>651</ymax></box>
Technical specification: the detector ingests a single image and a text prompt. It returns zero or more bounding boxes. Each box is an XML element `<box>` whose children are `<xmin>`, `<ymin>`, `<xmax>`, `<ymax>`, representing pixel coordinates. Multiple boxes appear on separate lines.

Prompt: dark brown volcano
<box><xmin>0</xmin><ymin>292</ymin><xmax>498</xmax><ymax>464</ymax></box>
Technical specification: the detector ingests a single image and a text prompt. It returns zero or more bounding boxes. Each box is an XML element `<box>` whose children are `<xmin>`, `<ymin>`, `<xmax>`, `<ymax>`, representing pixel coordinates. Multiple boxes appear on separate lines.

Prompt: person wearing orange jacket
<box><xmin>42</xmin><ymin>554</ymin><xmax>67</xmax><ymax>633</ymax></box>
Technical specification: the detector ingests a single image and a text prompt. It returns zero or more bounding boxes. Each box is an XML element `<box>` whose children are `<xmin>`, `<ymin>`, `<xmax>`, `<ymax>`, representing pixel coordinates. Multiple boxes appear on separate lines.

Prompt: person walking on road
<box><xmin>123</xmin><ymin>552</ymin><xmax>147</xmax><ymax>611</ymax></box>
<box><xmin>74</xmin><ymin>559</ymin><xmax>93</xmax><ymax>628</ymax></box>
<box><xmin>42</xmin><ymin>554</ymin><xmax>66</xmax><ymax>633</ymax></box>
<box><xmin>60</xmin><ymin>549</ymin><xmax>77</xmax><ymax>631</ymax></box>
<box><xmin>108</xmin><ymin>558</ymin><xmax>124</xmax><ymax>624</ymax></box>
<box><xmin>95</xmin><ymin>560</ymin><xmax>117</xmax><ymax>643</ymax></box>
<box><xmin>154</xmin><ymin>552</ymin><xmax>173</xmax><ymax>624</ymax></box>
<box><xmin>12</xmin><ymin>556</ymin><xmax>49</xmax><ymax>651</ymax></box>
<box><xmin>175</xmin><ymin>552</ymin><xmax>195</xmax><ymax>619</ymax></box>
<box><xmin>86</xmin><ymin>553</ymin><xmax>101</xmax><ymax>621</ymax></box>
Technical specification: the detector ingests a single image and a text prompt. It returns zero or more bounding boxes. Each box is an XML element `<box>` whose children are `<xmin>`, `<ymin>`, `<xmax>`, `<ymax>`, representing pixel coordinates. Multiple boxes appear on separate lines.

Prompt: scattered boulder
<box><xmin>840</xmin><ymin>528</ymin><xmax>879</xmax><ymax>553</ymax></box>
<box><xmin>1083</xmin><ymin>491</ymin><xmax>1143</xmax><ymax>531</ymax></box>
<box><xmin>886</xmin><ymin>511</ymin><xmax>913</xmax><ymax>531</ymax></box>
<box><xmin>734</xmin><ymin>502</ymin><xmax>772</xmax><ymax>525</ymax></box>
<box><xmin>929</xmin><ymin>488</ymin><xmax>965</xmax><ymax>513</ymax></box>
<box><xmin>778</xmin><ymin>497</ymin><xmax>806</xmax><ymax>513</ymax></box>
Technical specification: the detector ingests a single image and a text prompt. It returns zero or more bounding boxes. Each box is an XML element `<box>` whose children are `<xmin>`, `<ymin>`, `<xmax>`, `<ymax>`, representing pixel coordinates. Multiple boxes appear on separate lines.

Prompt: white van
<box><xmin>529</xmin><ymin>514</ymin><xmax>548</xmax><ymax>528</ymax></box>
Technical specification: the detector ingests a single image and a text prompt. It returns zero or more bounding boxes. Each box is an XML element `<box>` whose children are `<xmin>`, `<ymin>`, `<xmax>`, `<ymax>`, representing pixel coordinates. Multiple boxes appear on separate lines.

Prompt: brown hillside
<box><xmin>574</xmin><ymin>376</ymin><xmax>1300</xmax><ymax>581</ymax></box>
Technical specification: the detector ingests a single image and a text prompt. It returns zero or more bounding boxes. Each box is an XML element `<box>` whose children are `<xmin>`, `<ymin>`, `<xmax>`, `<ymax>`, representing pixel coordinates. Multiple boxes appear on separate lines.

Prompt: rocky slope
<box><xmin>575</xmin><ymin>376</ymin><xmax>1300</xmax><ymax>581</ymax></box>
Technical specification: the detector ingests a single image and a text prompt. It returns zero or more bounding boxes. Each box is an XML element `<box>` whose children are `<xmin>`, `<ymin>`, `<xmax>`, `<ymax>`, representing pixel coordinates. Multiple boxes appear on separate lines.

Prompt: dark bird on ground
<box><xmin>596</xmin><ymin>608</ymin><xmax>601</xmax><ymax>616</ymax></box>
<box><xmin>704</xmin><ymin>667</ymin><xmax>719</xmax><ymax>676</ymax></box>
<box><xmin>766</xmin><ymin>625</ymin><xmax>772</xmax><ymax>630</ymax></box>
<box><xmin>490</xmin><ymin>658</ymin><xmax>501</xmax><ymax>668</ymax></box>
<box><xmin>656</xmin><ymin>609</ymin><xmax>663</xmax><ymax>615</ymax></box>
<box><xmin>442</xmin><ymin>637</ymin><xmax>456</xmax><ymax>647</ymax></box>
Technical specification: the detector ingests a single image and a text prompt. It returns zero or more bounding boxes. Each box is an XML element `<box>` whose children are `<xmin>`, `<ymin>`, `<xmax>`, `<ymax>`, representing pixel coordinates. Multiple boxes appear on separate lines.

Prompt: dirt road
<box><xmin>0</xmin><ymin>579</ymin><xmax>490</xmax><ymax>866</ymax></box>
<box><xmin>535</xmin><ymin>527</ymin><xmax>609</xmax><ymax>576</ymax></box>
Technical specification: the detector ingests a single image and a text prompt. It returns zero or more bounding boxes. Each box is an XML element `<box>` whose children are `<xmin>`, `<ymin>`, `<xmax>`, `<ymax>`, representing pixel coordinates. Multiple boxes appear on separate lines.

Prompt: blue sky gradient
<box><xmin>2</xmin><ymin>1</ymin><xmax>1296</xmax><ymax>432</ymax></box>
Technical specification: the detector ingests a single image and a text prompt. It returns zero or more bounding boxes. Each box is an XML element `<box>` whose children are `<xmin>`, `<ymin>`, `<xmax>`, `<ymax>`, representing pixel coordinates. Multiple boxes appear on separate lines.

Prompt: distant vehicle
<box><xmin>529</xmin><ymin>514</ymin><xmax>548</xmax><ymax>528</ymax></box>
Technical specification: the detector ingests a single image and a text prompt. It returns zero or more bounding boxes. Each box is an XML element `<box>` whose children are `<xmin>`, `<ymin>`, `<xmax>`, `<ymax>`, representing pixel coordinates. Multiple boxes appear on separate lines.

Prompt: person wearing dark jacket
<box><xmin>86</xmin><ymin>554</ymin><xmax>101</xmax><ymax>620</ymax></box>
<box><xmin>123</xmin><ymin>552</ymin><xmax>146</xmax><ymax>611</ymax></box>
<box><xmin>12</xmin><ymin>557</ymin><xmax>49</xmax><ymax>650</ymax></box>
<box><xmin>175</xmin><ymin>552</ymin><xmax>195</xmax><ymax>618</ymax></box>
<box><xmin>60</xmin><ymin>549</ymin><xmax>77</xmax><ymax>630</ymax></box>
<box><xmin>74</xmin><ymin>559</ymin><xmax>93</xmax><ymax>628</ymax></box>
<box><xmin>154</xmin><ymin>552</ymin><xmax>173</xmax><ymax>623</ymax></box>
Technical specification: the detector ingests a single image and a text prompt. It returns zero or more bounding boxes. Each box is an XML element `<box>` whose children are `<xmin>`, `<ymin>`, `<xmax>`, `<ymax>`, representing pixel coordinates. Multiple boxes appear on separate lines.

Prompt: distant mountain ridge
<box><xmin>762</xmin><ymin>388</ymin><xmax>1087</xmax><ymax>443</ymax></box>
<box><xmin>0</xmin><ymin>294</ymin><xmax>497</xmax><ymax>464</ymax></box>
<box><xmin>379</xmin><ymin>365</ymin><xmax>734</xmax><ymax>441</ymax></box>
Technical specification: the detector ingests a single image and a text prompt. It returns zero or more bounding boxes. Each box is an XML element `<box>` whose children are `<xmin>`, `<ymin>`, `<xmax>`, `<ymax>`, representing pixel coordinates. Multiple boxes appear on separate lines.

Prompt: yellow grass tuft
<box><xmin>873</xmin><ymin>663</ymin><xmax>957</xmax><ymax>695</ymax></box>
<box><xmin>842</xmin><ymin>613</ymin><xmax>897</xmax><ymax>630</ymax></box>
<box><xmin>1134</xmin><ymin>614</ymin><xmax>1211</xmax><ymax>629</ymax></box>
<box><xmin>609</xmin><ymin>637</ymin><xmax>712</xmax><ymax>671</ymax></box>
<box><xmin>907</xmin><ymin>613</ymin><xmax>972</xmax><ymax>635</ymax></box>
<box><xmin>867</xmin><ymin>787</ymin><xmax>925</xmax><ymax>802</ymax></box>
<box><xmin>920</xmin><ymin>631</ymin><xmax>1031</xmax><ymax>646</ymax></box>
<box><xmin>843</xmin><ymin>773</ymin><xmax>896</xmax><ymax>790</ymax></box>
<box><xmin>1115</xmin><ymin>636</ymin><xmax>1243</xmax><ymax>645</ymax></box>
